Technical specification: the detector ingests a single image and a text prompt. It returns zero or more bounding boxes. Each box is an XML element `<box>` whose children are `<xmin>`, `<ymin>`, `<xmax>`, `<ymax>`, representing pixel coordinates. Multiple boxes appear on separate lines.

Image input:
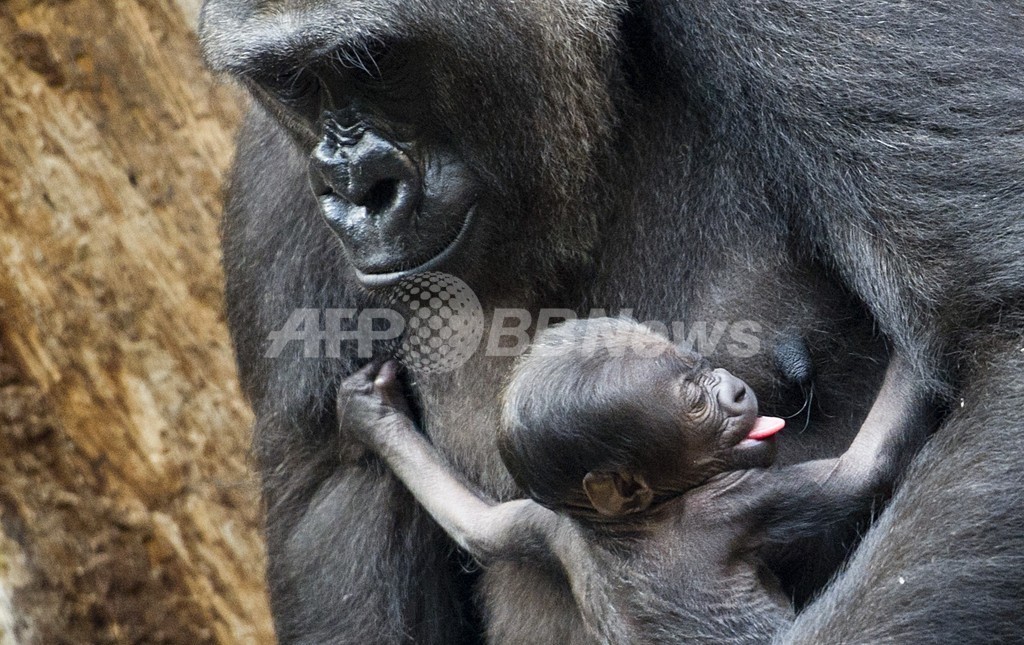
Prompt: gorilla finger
<box><xmin>374</xmin><ymin>360</ymin><xmax>401</xmax><ymax>389</ymax></box>
<box><xmin>339</xmin><ymin>360</ymin><xmax>387</xmax><ymax>394</ymax></box>
<box><xmin>374</xmin><ymin>361</ymin><xmax>414</xmax><ymax>415</ymax></box>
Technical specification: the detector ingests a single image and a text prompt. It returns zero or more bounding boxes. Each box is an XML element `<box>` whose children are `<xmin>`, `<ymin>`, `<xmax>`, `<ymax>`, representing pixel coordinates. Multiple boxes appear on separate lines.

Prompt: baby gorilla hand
<box><xmin>337</xmin><ymin>360</ymin><xmax>417</xmax><ymax>458</ymax></box>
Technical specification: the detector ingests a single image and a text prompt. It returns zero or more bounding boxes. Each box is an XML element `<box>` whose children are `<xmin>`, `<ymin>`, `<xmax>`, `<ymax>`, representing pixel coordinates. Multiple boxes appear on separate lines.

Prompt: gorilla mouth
<box><xmin>747</xmin><ymin>416</ymin><xmax>785</xmax><ymax>440</ymax></box>
<box><xmin>734</xmin><ymin>416</ymin><xmax>785</xmax><ymax>449</ymax></box>
<box><xmin>722</xmin><ymin>415</ymin><xmax>784</xmax><ymax>454</ymax></box>
<box><xmin>354</xmin><ymin>205</ymin><xmax>477</xmax><ymax>288</ymax></box>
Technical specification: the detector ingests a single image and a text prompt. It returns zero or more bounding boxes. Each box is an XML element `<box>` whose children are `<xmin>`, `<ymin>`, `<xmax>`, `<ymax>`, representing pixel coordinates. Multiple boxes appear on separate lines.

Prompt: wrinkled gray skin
<box><xmin>199</xmin><ymin>0</ymin><xmax>1024</xmax><ymax>643</ymax></box>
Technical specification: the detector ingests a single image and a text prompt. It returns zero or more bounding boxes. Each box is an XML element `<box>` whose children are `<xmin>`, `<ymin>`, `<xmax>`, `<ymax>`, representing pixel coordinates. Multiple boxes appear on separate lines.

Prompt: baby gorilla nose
<box><xmin>713</xmin><ymin>368</ymin><xmax>757</xmax><ymax>419</ymax></box>
<box><xmin>732</xmin><ymin>384</ymin><xmax>747</xmax><ymax>404</ymax></box>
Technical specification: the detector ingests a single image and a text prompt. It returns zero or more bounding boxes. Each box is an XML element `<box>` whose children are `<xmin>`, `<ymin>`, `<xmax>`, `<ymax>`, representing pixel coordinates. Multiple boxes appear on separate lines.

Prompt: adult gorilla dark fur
<box><xmin>200</xmin><ymin>0</ymin><xmax>1024</xmax><ymax>642</ymax></box>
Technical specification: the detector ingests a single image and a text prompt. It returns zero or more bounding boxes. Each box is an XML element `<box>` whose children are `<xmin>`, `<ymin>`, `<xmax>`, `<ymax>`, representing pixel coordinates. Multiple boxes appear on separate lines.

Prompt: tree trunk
<box><xmin>0</xmin><ymin>0</ymin><xmax>273</xmax><ymax>642</ymax></box>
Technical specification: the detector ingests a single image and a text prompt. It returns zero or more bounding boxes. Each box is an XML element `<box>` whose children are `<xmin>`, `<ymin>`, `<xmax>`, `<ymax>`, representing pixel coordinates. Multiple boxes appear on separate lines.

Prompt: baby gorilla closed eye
<box><xmin>338</xmin><ymin>318</ymin><xmax>932</xmax><ymax>644</ymax></box>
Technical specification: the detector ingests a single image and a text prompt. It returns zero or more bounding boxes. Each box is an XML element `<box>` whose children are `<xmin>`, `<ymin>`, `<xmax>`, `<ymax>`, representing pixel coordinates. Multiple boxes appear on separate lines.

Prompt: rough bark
<box><xmin>0</xmin><ymin>0</ymin><xmax>272</xmax><ymax>642</ymax></box>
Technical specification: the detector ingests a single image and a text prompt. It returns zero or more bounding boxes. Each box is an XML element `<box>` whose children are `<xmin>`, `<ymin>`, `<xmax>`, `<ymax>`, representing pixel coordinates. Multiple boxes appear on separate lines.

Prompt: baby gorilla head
<box><xmin>499</xmin><ymin>318</ymin><xmax>784</xmax><ymax>520</ymax></box>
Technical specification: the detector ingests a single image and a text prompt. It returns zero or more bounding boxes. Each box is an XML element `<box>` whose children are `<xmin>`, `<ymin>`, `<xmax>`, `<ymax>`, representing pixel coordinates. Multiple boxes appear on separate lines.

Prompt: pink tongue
<box><xmin>747</xmin><ymin>416</ymin><xmax>786</xmax><ymax>440</ymax></box>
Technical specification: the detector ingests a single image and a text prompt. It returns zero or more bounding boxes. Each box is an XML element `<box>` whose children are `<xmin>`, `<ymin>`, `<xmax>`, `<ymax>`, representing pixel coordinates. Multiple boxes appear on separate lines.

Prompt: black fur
<box><xmin>199</xmin><ymin>0</ymin><xmax>1024</xmax><ymax>642</ymax></box>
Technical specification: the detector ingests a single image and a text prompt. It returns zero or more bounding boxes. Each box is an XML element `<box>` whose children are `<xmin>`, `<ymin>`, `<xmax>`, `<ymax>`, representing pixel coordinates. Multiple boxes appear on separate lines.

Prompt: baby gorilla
<box><xmin>338</xmin><ymin>318</ymin><xmax>928</xmax><ymax>644</ymax></box>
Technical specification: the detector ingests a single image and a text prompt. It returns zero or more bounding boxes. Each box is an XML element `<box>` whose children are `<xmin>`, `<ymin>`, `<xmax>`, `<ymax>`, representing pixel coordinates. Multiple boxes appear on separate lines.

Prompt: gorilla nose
<box><xmin>713</xmin><ymin>368</ymin><xmax>757</xmax><ymax>417</ymax></box>
<box><xmin>312</xmin><ymin>130</ymin><xmax>421</xmax><ymax>225</ymax></box>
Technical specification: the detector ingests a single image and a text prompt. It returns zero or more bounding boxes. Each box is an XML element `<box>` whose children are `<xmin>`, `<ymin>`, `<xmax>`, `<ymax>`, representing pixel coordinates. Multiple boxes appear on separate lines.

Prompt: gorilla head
<box><xmin>201</xmin><ymin>0</ymin><xmax>624</xmax><ymax>290</ymax></box>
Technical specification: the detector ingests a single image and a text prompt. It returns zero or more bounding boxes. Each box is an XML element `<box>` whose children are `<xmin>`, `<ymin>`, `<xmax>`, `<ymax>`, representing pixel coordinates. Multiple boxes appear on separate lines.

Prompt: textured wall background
<box><xmin>0</xmin><ymin>1</ymin><xmax>273</xmax><ymax>642</ymax></box>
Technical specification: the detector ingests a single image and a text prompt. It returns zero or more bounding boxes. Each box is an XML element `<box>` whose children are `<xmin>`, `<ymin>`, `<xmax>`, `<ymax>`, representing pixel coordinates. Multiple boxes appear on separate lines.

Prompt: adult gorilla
<box><xmin>200</xmin><ymin>0</ymin><xmax>1024</xmax><ymax>642</ymax></box>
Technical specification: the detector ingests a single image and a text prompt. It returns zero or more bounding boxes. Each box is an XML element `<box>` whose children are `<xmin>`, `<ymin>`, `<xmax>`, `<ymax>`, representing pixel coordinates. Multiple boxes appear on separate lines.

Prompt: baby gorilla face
<box><xmin>668</xmin><ymin>366</ymin><xmax>785</xmax><ymax>485</ymax></box>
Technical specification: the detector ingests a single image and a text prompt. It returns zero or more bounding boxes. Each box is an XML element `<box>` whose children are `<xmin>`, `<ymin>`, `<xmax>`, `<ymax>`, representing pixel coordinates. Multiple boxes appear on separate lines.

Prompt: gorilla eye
<box><xmin>683</xmin><ymin>382</ymin><xmax>709</xmax><ymax>417</ymax></box>
<box><xmin>265</xmin><ymin>68</ymin><xmax>322</xmax><ymax>108</ymax></box>
<box><xmin>333</xmin><ymin>39</ymin><xmax>395</xmax><ymax>81</ymax></box>
<box><xmin>691</xmin><ymin>395</ymin><xmax>708</xmax><ymax>416</ymax></box>
<box><xmin>340</xmin><ymin>39</ymin><xmax>416</xmax><ymax>91</ymax></box>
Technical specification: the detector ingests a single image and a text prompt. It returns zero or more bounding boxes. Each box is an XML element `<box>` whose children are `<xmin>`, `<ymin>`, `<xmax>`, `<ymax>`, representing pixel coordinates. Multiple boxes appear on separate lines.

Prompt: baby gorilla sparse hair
<box><xmin>498</xmin><ymin>318</ymin><xmax>782</xmax><ymax>518</ymax></box>
<box><xmin>337</xmin><ymin>318</ymin><xmax>932</xmax><ymax>644</ymax></box>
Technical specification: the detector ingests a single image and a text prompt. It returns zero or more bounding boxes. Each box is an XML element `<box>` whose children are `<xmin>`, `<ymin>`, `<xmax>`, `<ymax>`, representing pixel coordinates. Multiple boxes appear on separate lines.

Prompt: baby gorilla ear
<box><xmin>583</xmin><ymin>471</ymin><xmax>654</xmax><ymax>517</ymax></box>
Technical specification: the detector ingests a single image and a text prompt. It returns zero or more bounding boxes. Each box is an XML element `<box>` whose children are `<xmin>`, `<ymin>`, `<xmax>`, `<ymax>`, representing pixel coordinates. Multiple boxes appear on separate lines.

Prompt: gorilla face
<box><xmin>200</xmin><ymin>0</ymin><xmax>625</xmax><ymax>289</ymax></box>
<box><xmin>304</xmin><ymin>90</ymin><xmax>479</xmax><ymax>285</ymax></box>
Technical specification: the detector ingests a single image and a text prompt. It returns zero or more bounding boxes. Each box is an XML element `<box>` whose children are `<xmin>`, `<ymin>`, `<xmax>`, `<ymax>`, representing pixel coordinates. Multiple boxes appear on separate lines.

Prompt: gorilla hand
<box><xmin>337</xmin><ymin>360</ymin><xmax>417</xmax><ymax>459</ymax></box>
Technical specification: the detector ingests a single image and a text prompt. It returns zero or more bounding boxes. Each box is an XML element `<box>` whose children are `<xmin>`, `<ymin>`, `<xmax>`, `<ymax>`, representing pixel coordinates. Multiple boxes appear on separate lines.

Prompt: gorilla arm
<box><xmin>336</xmin><ymin>363</ymin><xmax>627</xmax><ymax>642</ymax></box>
<box><xmin>337</xmin><ymin>362</ymin><xmax>567</xmax><ymax>565</ymax></box>
<box><xmin>758</xmin><ymin>354</ymin><xmax>936</xmax><ymax>545</ymax></box>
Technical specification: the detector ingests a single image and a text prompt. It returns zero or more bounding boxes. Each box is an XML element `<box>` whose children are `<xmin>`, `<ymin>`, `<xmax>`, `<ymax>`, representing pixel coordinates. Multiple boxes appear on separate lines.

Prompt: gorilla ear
<box><xmin>583</xmin><ymin>471</ymin><xmax>654</xmax><ymax>517</ymax></box>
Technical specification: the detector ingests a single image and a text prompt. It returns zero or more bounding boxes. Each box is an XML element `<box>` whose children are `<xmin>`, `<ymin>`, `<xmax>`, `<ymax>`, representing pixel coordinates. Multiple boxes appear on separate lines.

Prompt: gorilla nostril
<box><xmin>361</xmin><ymin>179</ymin><xmax>400</xmax><ymax>215</ymax></box>
<box><xmin>734</xmin><ymin>386</ymin><xmax>747</xmax><ymax>404</ymax></box>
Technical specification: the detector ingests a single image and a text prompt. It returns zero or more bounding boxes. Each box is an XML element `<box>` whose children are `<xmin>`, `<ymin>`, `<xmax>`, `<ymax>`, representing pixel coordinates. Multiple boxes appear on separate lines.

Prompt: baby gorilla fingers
<box><xmin>337</xmin><ymin>360</ymin><xmax>417</xmax><ymax>455</ymax></box>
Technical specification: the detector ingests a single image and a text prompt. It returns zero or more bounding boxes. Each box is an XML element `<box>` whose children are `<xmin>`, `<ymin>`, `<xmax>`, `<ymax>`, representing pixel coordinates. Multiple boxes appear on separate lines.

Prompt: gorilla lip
<box><xmin>746</xmin><ymin>416</ymin><xmax>785</xmax><ymax>441</ymax></box>
<box><xmin>354</xmin><ymin>205</ymin><xmax>477</xmax><ymax>288</ymax></box>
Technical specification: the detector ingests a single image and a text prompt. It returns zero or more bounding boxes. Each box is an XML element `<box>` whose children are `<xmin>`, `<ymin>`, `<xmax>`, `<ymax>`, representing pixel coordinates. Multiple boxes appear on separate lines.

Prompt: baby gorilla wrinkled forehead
<box><xmin>498</xmin><ymin>317</ymin><xmax>784</xmax><ymax>520</ymax></box>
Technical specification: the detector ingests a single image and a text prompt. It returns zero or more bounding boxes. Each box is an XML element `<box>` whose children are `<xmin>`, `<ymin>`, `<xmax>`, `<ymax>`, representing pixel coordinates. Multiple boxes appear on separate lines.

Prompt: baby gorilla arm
<box><xmin>834</xmin><ymin>353</ymin><xmax>935</xmax><ymax>481</ymax></box>
<box><xmin>337</xmin><ymin>364</ymin><xmax>616</xmax><ymax>638</ymax></box>
<box><xmin>337</xmin><ymin>361</ymin><xmax>563</xmax><ymax>563</ymax></box>
<box><xmin>760</xmin><ymin>354</ymin><xmax>935</xmax><ymax>542</ymax></box>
